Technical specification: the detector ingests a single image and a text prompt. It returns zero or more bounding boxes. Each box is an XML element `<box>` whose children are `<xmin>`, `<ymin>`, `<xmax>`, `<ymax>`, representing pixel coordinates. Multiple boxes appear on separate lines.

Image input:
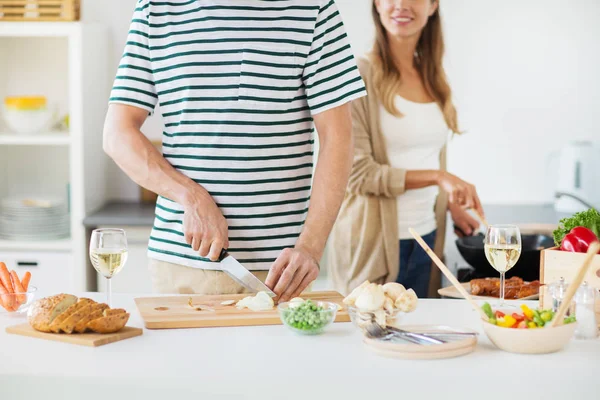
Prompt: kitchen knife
<box><xmin>219</xmin><ymin>250</ymin><xmax>276</xmax><ymax>298</ymax></box>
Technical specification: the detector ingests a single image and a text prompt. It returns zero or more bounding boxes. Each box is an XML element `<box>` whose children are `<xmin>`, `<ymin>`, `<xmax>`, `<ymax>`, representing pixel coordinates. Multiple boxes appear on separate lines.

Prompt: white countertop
<box><xmin>1</xmin><ymin>294</ymin><xmax>599</xmax><ymax>400</ymax></box>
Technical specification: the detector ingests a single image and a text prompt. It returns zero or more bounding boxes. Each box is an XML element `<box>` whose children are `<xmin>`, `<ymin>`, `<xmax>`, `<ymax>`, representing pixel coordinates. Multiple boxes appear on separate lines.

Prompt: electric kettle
<box><xmin>554</xmin><ymin>141</ymin><xmax>600</xmax><ymax>213</ymax></box>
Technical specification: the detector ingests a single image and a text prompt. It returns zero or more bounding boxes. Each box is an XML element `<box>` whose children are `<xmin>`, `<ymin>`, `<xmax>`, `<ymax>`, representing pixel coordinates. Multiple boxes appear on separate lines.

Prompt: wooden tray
<box><xmin>135</xmin><ymin>291</ymin><xmax>350</xmax><ymax>329</ymax></box>
<box><xmin>0</xmin><ymin>0</ymin><xmax>80</xmax><ymax>22</ymax></box>
<box><xmin>363</xmin><ymin>325</ymin><xmax>478</xmax><ymax>360</ymax></box>
<box><xmin>6</xmin><ymin>324</ymin><xmax>143</xmax><ymax>347</ymax></box>
<box><xmin>438</xmin><ymin>282</ymin><xmax>539</xmax><ymax>300</ymax></box>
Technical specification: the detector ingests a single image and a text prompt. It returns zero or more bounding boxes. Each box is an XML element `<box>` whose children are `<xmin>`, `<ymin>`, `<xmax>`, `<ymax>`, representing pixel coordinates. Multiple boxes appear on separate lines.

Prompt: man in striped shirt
<box><xmin>103</xmin><ymin>0</ymin><xmax>366</xmax><ymax>301</ymax></box>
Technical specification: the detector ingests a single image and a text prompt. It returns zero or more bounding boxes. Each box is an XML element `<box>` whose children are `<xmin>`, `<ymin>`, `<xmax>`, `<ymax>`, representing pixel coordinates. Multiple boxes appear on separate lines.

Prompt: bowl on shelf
<box><xmin>346</xmin><ymin>306</ymin><xmax>403</xmax><ymax>330</ymax></box>
<box><xmin>0</xmin><ymin>286</ymin><xmax>38</xmax><ymax>315</ymax></box>
<box><xmin>277</xmin><ymin>300</ymin><xmax>338</xmax><ymax>335</ymax></box>
<box><xmin>2</xmin><ymin>96</ymin><xmax>55</xmax><ymax>135</ymax></box>
<box><xmin>481</xmin><ymin>319</ymin><xmax>577</xmax><ymax>354</ymax></box>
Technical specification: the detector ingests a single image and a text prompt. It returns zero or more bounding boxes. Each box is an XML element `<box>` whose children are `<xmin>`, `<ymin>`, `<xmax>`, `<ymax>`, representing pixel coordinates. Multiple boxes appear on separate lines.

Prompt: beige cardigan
<box><xmin>328</xmin><ymin>57</ymin><xmax>449</xmax><ymax>296</ymax></box>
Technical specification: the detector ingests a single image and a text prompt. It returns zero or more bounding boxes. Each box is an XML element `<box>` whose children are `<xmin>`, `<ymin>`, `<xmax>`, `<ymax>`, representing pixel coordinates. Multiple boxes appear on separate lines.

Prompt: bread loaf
<box><xmin>28</xmin><ymin>294</ymin><xmax>128</xmax><ymax>334</ymax></box>
<box><xmin>61</xmin><ymin>301</ymin><xmax>104</xmax><ymax>334</ymax></box>
<box><xmin>87</xmin><ymin>313</ymin><xmax>130</xmax><ymax>334</ymax></box>
<box><xmin>73</xmin><ymin>303</ymin><xmax>109</xmax><ymax>333</ymax></box>
<box><xmin>103</xmin><ymin>308</ymin><xmax>126</xmax><ymax>317</ymax></box>
<box><xmin>49</xmin><ymin>298</ymin><xmax>96</xmax><ymax>333</ymax></box>
<box><xmin>28</xmin><ymin>294</ymin><xmax>78</xmax><ymax>333</ymax></box>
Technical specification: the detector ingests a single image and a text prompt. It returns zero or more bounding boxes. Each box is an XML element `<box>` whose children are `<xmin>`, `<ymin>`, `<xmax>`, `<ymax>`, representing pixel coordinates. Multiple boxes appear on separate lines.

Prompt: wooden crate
<box><xmin>0</xmin><ymin>0</ymin><xmax>80</xmax><ymax>22</ymax></box>
<box><xmin>540</xmin><ymin>246</ymin><xmax>600</xmax><ymax>314</ymax></box>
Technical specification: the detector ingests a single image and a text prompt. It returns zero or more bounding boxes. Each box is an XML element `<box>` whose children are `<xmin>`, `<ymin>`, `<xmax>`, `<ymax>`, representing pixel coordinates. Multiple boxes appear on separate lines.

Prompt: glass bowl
<box><xmin>346</xmin><ymin>306</ymin><xmax>403</xmax><ymax>329</ymax></box>
<box><xmin>0</xmin><ymin>286</ymin><xmax>37</xmax><ymax>314</ymax></box>
<box><xmin>277</xmin><ymin>300</ymin><xmax>338</xmax><ymax>335</ymax></box>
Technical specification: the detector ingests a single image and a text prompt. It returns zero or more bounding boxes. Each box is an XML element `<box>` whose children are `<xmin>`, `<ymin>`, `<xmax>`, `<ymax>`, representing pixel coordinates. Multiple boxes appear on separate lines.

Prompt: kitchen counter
<box><xmin>83</xmin><ymin>201</ymin><xmax>156</xmax><ymax>227</ymax></box>
<box><xmin>1</xmin><ymin>294</ymin><xmax>598</xmax><ymax>399</ymax></box>
<box><xmin>84</xmin><ymin>201</ymin><xmax>570</xmax><ymax>229</ymax></box>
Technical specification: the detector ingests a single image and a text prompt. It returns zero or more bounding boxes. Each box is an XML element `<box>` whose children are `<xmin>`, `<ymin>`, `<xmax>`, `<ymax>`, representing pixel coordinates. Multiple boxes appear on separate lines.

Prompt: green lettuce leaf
<box><xmin>553</xmin><ymin>208</ymin><xmax>600</xmax><ymax>246</ymax></box>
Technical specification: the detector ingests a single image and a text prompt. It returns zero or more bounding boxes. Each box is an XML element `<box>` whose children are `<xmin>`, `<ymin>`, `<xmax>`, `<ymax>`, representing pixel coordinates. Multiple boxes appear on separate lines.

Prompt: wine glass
<box><xmin>89</xmin><ymin>229</ymin><xmax>128</xmax><ymax>307</ymax></box>
<box><xmin>484</xmin><ymin>225</ymin><xmax>522</xmax><ymax>308</ymax></box>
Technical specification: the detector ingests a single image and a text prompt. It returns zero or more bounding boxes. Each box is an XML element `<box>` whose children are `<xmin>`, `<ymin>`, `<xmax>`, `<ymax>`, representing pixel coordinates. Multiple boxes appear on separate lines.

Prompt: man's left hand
<box><xmin>265</xmin><ymin>247</ymin><xmax>320</xmax><ymax>302</ymax></box>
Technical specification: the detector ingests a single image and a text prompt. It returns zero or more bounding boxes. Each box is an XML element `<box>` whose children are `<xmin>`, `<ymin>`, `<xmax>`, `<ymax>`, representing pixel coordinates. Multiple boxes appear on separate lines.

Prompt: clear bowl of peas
<box><xmin>277</xmin><ymin>299</ymin><xmax>339</xmax><ymax>335</ymax></box>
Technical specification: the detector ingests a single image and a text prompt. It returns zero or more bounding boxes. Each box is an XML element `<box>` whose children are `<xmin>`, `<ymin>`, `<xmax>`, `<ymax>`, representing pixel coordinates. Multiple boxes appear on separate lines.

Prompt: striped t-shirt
<box><xmin>109</xmin><ymin>0</ymin><xmax>366</xmax><ymax>270</ymax></box>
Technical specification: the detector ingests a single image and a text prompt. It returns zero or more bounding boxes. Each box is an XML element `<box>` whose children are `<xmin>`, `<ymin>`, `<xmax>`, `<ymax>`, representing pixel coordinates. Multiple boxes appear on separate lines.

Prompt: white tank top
<box><xmin>379</xmin><ymin>95</ymin><xmax>449</xmax><ymax>240</ymax></box>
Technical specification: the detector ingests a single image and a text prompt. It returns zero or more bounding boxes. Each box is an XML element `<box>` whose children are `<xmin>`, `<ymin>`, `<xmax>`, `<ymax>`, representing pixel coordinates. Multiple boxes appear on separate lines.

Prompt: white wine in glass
<box><xmin>484</xmin><ymin>225</ymin><xmax>522</xmax><ymax>307</ymax></box>
<box><xmin>90</xmin><ymin>229</ymin><xmax>128</xmax><ymax>307</ymax></box>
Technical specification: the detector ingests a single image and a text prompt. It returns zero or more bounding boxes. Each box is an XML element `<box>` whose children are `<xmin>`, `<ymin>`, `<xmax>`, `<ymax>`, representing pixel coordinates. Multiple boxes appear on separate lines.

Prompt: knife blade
<box><xmin>219</xmin><ymin>250</ymin><xmax>276</xmax><ymax>298</ymax></box>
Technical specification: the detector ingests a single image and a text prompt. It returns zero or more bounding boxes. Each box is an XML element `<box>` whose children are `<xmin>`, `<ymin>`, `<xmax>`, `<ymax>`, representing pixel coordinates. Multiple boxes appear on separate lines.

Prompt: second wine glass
<box><xmin>484</xmin><ymin>225</ymin><xmax>522</xmax><ymax>308</ymax></box>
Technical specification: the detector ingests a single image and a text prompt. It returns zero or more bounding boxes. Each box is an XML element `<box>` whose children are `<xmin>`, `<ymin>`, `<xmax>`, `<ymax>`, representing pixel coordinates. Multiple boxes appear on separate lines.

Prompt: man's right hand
<box><xmin>182</xmin><ymin>189</ymin><xmax>229</xmax><ymax>261</ymax></box>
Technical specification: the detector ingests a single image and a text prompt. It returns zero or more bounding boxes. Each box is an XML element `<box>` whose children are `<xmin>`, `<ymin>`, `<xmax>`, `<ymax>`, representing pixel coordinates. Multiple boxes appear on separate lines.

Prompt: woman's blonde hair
<box><xmin>371</xmin><ymin>0</ymin><xmax>460</xmax><ymax>134</ymax></box>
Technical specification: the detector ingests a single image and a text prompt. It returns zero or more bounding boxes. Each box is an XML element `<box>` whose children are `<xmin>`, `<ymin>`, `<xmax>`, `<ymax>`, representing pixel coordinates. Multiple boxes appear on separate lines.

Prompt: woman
<box><xmin>329</xmin><ymin>0</ymin><xmax>484</xmax><ymax>297</ymax></box>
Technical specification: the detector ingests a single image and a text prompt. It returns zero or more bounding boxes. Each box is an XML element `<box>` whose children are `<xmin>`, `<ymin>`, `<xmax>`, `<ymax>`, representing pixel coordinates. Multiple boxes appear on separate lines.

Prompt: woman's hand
<box><xmin>449</xmin><ymin>202</ymin><xmax>480</xmax><ymax>237</ymax></box>
<box><xmin>437</xmin><ymin>171</ymin><xmax>484</xmax><ymax>217</ymax></box>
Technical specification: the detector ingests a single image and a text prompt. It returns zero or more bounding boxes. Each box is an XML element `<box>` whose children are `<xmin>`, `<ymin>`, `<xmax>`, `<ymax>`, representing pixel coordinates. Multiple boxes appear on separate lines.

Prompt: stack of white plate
<box><xmin>0</xmin><ymin>197</ymin><xmax>70</xmax><ymax>241</ymax></box>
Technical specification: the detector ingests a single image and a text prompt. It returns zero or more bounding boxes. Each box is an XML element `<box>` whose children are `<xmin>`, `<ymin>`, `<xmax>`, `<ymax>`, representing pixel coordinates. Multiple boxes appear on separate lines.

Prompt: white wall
<box><xmin>83</xmin><ymin>0</ymin><xmax>600</xmax><ymax>205</ymax></box>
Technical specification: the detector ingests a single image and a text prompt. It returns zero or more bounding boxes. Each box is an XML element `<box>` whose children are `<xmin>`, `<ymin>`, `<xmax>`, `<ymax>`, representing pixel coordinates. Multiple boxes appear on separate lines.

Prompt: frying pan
<box><xmin>455</xmin><ymin>233</ymin><xmax>554</xmax><ymax>281</ymax></box>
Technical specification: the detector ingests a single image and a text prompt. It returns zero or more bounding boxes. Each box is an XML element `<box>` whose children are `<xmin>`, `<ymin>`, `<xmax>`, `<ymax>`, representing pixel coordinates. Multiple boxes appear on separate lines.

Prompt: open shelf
<box><xmin>0</xmin><ymin>237</ymin><xmax>72</xmax><ymax>251</ymax></box>
<box><xmin>0</xmin><ymin>22</ymin><xmax>81</xmax><ymax>38</ymax></box>
<box><xmin>0</xmin><ymin>131</ymin><xmax>70</xmax><ymax>146</ymax></box>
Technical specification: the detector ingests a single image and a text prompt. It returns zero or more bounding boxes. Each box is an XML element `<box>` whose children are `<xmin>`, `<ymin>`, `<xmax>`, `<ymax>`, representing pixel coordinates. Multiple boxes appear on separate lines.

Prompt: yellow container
<box><xmin>4</xmin><ymin>96</ymin><xmax>47</xmax><ymax>111</ymax></box>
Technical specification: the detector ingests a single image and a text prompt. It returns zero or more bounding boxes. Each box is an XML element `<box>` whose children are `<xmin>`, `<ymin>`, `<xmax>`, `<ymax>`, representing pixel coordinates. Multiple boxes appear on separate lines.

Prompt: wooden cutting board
<box><xmin>6</xmin><ymin>324</ymin><xmax>143</xmax><ymax>347</ymax></box>
<box><xmin>135</xmin><ymin>291</ymin><xmax>350</xmax><ymax>329</ymax></box>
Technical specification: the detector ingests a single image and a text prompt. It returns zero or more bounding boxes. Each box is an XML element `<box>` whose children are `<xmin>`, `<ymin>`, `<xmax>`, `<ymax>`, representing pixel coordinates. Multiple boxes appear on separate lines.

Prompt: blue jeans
<box><xmin>397</xmin><ymin>230</ymin><xmax>436</xmax><ymax>298</ymax></box>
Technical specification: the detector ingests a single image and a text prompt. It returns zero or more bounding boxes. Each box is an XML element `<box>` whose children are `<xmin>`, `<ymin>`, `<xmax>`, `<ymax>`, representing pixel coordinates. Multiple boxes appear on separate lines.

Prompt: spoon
<box><xmin>387</xmin><ymin>325</ymin><xmax>477</xmax><ymax>338</ymax></box>
<box><xmin>409</xmin><ymin>227</ymin><xmax>491</xmax><ymax>322</ymax></box>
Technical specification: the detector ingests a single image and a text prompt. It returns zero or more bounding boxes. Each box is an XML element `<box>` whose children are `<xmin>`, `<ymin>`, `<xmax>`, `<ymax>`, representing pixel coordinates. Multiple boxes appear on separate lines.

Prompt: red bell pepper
<box><xmin>495</xmin><ymin>310</ymin><xmax>505</xmax><ymax>319</ymax></box>
<box><xmin>512</xmin><ymin>313</ymin><xmax>525</xmax><ymax>322</ymax></box>
<box><xmin>560</xmin><ymin>226</ymin><xmax>600</xmax><ymax>253</ymax></box>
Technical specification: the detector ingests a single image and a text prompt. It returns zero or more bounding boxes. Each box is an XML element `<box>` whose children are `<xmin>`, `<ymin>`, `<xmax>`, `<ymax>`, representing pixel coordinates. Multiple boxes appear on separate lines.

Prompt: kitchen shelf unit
<box><xmin>0</xmin><ymin>237</ymin><xmax>72</xmax><ymax>251</ymax></box>
<box><xmin>0</xmin><ymin>131</ymin><xmax>70</xmax><ymax>145</ymax></box>
<box><xmin>0</xmin><ymin>22</ymin><xmax>109</xmax><ymax>291</ymax></box>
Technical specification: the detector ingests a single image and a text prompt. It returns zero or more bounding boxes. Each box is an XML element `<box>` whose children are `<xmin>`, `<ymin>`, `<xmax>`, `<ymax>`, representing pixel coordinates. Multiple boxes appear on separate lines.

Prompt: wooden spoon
<box><xmin>409</xmin><ymin>228</ymin><xmax>490</xmax><ymax>322</ymax></box>
<box><xmin>550</xmin><ymin>242</ymin><xmax>600</xmax><ymax>328</ymax></box>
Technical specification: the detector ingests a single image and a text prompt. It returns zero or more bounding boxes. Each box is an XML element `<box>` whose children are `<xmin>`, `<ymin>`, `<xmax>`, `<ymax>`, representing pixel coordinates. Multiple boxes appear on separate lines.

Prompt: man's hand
<box><xmin>265</xmin><ymin>247</ymin><xmax>320</xmax><ymax>302</ymax></box>
<box><xmin>449</xmin><ymin>202</ymin><xmax>480</xmax><ymax>237</ymax></box>
<box><xmin>182</xmin><ymin>190</ymin><xmax>229</xmax><ymax>261</ymax></box>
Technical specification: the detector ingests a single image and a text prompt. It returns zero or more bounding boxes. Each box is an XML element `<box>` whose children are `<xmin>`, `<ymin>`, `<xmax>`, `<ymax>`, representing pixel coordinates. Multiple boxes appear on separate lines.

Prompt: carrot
<box><xmin>0</xmin><ymin>281</ymin><xmax>5</xmax><ymax>310</ymax></box>
<box><xmin>10</xmin><ymin>270</ymin><xmax>26</xmax><ymax>305</ymax></box>
<box><xmin>21</xmin><ymin>271</ymin><xmax>32</xmax><ymax>291</ymax></box>
<box><xmin>0</xmin><ymin>281</ymin><xmax>14</xmax><ymax>311</ymax></box>
<box><xmin>0</xmin><ymin>262</ymin><xmax>12</xmax><ymax>289</ymax></box>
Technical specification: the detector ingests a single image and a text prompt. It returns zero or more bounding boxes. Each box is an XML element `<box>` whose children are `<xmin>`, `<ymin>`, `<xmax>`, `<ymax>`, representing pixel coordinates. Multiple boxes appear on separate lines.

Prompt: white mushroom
<box><xmin>382</xmin><ymin>282</ymin><xmax>406</xmax><ymax>302</ymax></box>
<box><xmin>383</xmin><ymin>296</ymin><xmax>395</xmax><ymax>313</ymax></box>
<box><xmin>236</xmin><ymin>291</ymin><xmax>274</xmax><ymax>311</ymax></box>
<box><xmin>354</xmin><ymin>283</ymin><xmax>385</xmax><ymax>312</ymax></box>
<box><xmin>373</xmin><ymin>310</ymin><xmax>387</xmax><ymax>328</ymax></box>
<box><xmin>394</xmin><ymin>288</ymin><xmax>418</xmax><ymax>313</ymax></box>
<box><xmin>343</xmin><ymin>280</ymin><xmax>370</xmax><ymax>306</ymax></box>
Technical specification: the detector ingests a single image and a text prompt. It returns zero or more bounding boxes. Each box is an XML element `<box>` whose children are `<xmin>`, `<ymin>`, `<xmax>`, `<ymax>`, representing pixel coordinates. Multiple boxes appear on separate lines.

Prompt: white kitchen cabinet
<box><xmin>96</xmin><ymin>226</ymin><xmax>153</xmax><ymax>294</ymax></box>
<box><xmin>0</xmin><ymin>22</ymin><xmax>110</xmax><ymax>292</ymax></box>
<box><xmin>0</xmin><ymin>250</ymin><xmax>73</xmax><ymax>294</ymax></box>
